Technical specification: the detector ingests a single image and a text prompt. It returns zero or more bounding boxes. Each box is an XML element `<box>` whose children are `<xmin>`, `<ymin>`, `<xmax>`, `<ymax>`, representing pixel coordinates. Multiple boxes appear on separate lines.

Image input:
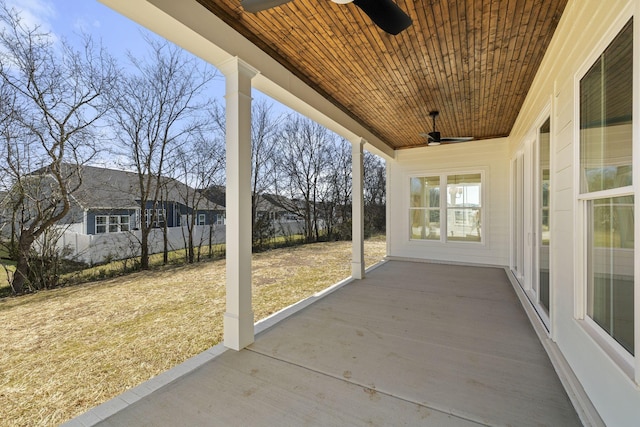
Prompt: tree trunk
<box><xmin>208</xmin><ymin>225</ymin><xmax>213</xmax><ymax>259</ymax></box>
<box><xmin>11</xmin><ymin>232</ymin><xmax>35</xmax><ymax>294</ymax></box>
<box><xmin>188</xmin><ymin>222</ymin><xmax>195</xmax><ymax>264</ymax></box>
<box><xmin>140</xmin><ymin>231</ymin><xmax>150</xmax><ymax>270</ymax></box>
<box><xmin>163</xmin><ymin>223</ymin><xmax>169</xmax><ymax>265</ymax></box>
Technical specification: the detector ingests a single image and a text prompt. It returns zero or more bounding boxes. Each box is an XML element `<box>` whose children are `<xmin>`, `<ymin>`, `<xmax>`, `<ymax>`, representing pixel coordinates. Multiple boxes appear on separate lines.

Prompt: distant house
<box><xmin>203</xmin><ymin>186</ymin><xmax>301</xmax><ymax>223</ymax></box>
<box><xmin>0</xmin><ymin>165</ymin><xmax>226</xmax><ymax>264</ymax></box>
<box><xmin>202</xmin><ymin>186</ymin><xmax>305</xmax><ymax>241</ymax></box>
<box><xmin>57</xmin><ymin>165</ymin><xmax>225</xmax><ymax>236</ymax></box>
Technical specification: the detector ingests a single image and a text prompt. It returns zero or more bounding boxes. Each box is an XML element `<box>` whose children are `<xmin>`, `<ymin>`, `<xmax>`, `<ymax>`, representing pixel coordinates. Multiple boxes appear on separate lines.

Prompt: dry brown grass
<box><xmin>0</xmin><ymin>238</ymin><xmax>386</xmax><ymax>427</ymax></box>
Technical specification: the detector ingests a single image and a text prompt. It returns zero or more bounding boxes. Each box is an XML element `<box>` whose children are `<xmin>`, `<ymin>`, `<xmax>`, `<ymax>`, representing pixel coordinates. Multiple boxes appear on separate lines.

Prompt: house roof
<box><xmin>203</xmin><ymin>186</ymin><xmax>299</xmax><ymax>213</ymax></box>
<box><xmin>194</xmin><ymin>0</ymin><xmax>568</xmax><ymax>150</ymax></box>
<box><xmin>67</xmin><ymin>165</ymin><xmax>223</xmax><ymax>211</ymax></box>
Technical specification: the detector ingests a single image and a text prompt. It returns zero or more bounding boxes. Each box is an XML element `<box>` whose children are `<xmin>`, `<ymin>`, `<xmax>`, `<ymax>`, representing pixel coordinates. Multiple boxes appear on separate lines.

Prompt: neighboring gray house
<box><xmin>0</xmin><ymin>164</ymin><xmax>225</xmax><ymax>237</ymax></box>
<box><xmin>0</xmin><ymin>165</ymin><xmax>226</xmax><ymax>264</ymax></box>
<box><xmin>203</xmin><ymin>186</ymin><xmax>301</xmax><ymax>222</ymax></box>
<box><xmin>63</xmin><ymin>165</ymin><xmax>225</xmax><ymax>236</ymax></box>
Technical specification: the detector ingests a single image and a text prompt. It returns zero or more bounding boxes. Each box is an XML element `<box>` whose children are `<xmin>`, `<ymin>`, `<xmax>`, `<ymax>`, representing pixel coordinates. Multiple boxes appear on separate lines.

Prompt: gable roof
<box><xmin>34</xmin><ymin>165</ymin><xmax>224</xmax><ymax>211</ymax></box>
<box><xmin>202</xmin><ymin>186</ymin><xmax>300</xmax><ymax>213</ymax></box>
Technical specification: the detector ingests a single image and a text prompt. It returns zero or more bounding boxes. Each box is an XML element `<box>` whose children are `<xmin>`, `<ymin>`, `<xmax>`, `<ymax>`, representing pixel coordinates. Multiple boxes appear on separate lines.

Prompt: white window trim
<box><xmin>145</xmin><ymin>208</ymin><xmax>166</xmax><ymax>227</ymax></box>
<box><xmin>572</xmin><ymin>3</ymin><xmax>638</xmax><ymax>383</ymax></box>
<box><xmin>95</xmin><ymin>214</ymin><xmax>130</xmax><ymax>234</ymax></box>
<box><xmin>408</xmin><ymin>170</ymin><xmax>485</xmax><ymax>245</ymax></box>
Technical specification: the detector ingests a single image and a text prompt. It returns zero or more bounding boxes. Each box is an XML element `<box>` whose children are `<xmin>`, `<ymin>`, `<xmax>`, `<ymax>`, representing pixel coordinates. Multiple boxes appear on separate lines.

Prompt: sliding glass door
<box><xmin>511</xmin><ymin>115</ymin><xmax>551</xmax><ymax>330</ymax></box>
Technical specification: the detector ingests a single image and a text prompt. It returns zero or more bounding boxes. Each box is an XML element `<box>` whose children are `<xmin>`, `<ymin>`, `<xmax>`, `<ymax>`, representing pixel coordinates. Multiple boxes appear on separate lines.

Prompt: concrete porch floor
<box><xmin>67</xmin><ymin>260</ymin><xmax>581</xmax><ymax>426</ymax></box>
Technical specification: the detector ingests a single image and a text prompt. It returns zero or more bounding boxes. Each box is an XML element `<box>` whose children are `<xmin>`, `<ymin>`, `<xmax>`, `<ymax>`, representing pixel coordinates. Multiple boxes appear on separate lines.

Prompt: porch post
<box><xmin>219</xmin><ymin>57</ymin><xmax>257</xmax><ymax>350</ymax></box>
<box><xmin>352</xmin><ymin>138</ymin><xmax>365</xmax><ymax>279</ymax></box>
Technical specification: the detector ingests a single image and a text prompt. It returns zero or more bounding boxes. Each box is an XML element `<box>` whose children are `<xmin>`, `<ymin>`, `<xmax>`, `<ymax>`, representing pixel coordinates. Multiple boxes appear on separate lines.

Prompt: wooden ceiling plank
<box><xmin>496</xmin><ymin>0</ymin><xmax>533</xmax><ymax>136</ymax></box>
<box><xmin>492</xmin><ymin>0</ymin><xmax>523</xmax><ymax>136</ymax></box>
<box><xmin>422</xmin><ymin>2</ymin><xmax>455</xmax><ymax>120</ymax></box>
<box><xmin>195</xmin><ymin>0</ymin><xmax>568</xmax><ymax>149</ymax></box>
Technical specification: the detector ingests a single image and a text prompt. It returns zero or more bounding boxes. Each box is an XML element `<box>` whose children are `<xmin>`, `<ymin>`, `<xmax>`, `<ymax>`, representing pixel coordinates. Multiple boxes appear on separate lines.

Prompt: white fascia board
<box><xmin>99</xmin><ymin>0</ymin><xmax>395</xmax><ymax>160</ymax></box>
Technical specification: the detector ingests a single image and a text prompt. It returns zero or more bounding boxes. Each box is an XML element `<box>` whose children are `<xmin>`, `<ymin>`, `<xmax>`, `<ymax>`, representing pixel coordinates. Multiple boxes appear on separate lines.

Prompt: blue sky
<box><xmin>7</xmin><ymin>0</ymin><xmax>152</xmax><ymax>58</ymax></box>
<box><xmin>5</xmin><ymin>0</ymin><xmax>287</xmax><ymax>106</ymax></box>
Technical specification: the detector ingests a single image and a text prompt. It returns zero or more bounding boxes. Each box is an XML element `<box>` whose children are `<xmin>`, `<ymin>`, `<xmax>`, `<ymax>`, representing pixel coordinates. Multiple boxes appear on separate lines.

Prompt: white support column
<box><xmin>352</xmin><ymin>138</ymin><xmax>366</xmax><ymax>279</ymax></box>
<box><xmin>219</xmin><ymin>57</ymin><xmax>257</xmax><ymax>351</ymax></box>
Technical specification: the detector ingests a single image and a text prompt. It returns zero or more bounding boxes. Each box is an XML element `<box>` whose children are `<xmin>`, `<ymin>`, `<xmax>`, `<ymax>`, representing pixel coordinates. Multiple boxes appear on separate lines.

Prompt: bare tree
<box><xmin>318</xmin><ymin>137</ymin><xmax>352</xmax><ymax>240</ymax></box>
<box><xmin>172</xmin><ymin>124</ymin><xmax>225</xmax><ymax>263</ymax></box>
<box><xmin>108</xmin><ymin>35</ymin><xmax>217</xmax><ymax>270</ymax></box>
<box><xmin>363</xmin><ymin>151</ymin><xmax>386</xmax><ymax>236</ymax></box>
<box><xmin>0</xmin><ymin>2</ymin><xmax>116</xmax><ymax>293</ymax></box>
<box><xmin>275</xmin><ymin>115</ymin><xmax>331</xmax><ymax>242</ymax></box>
<box><xmin>211</xmin><ymin>98</ymin><xmax>284</xmax><ymax>248</ymax></box>
<box><xmin>249</xmin><ymin>100</ymin><xmax>282</xmax><ymax>246</ymax></box>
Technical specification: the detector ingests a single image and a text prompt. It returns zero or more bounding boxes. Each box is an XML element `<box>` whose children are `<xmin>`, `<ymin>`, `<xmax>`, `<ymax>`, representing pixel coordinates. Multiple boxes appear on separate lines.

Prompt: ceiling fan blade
<box><xmin>419</xmin><ymin>132</ymin><xmax>438</xmax><ymax>141</ymax></box>
<box><xmin>242</xmin><ymin>0</ymin><xmax>293</xmax><ymax>13</ymax></box>
<box><xmin>352</xmin><ymin>0</ymin><xmax>412</xmax><ymax>35</ymax></box>
<box><xmin>440</xmin><ymin>137</ymin><xmax>474</xmax><ymax>143</ymax></box>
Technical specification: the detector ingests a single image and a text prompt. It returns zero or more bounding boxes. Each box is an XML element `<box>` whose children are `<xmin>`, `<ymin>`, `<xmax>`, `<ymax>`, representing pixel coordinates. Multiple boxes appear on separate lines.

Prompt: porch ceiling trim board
<box><xmin>98</xmin><ymin>0</ymin><xmax>395</xmax><ymax>160</ymax></box>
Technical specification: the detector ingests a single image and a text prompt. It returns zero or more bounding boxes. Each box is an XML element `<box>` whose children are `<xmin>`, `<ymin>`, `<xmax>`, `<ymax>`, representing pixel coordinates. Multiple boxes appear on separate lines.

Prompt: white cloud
<box><xmin>71</xmin><ymin>17</ymin><xmax>102</xmax><ymax>33</ymax></box>
<box><xmin>5</xmin><ymin>0</ymin><xmax>57</xmax><ymax>31</ymax></box>
<box><xmin>72</xmin><ymin>17</ymin><xmax>88</xmax><ymax>33</ymax></box>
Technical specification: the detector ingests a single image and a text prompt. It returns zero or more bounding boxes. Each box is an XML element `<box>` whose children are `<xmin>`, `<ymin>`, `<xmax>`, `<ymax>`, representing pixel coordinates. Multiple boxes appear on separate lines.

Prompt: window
<box><xmin>95</xmin><ymin>215</ymin><xmax>130</xmax><ymax>234</ymax></box>
<box><xmin>410</xmin><ymin>173</ymin><xmax>482</xmax><ymax>242</ymax></box>
<box><xmin>145</xmin><ymin>208</ymin><xmax>166</xmax><ymax>228</ymax></box>
<box><xmin>96</xmin><ymin>216</ymin><xmax>107</xmax><ymax>234</ymax></box>
<box><xmin>446</xmin><ymin>174</ymin><xmax>482</xmax><ymax>242</ymax></box>
<box><xmin>410</xmin><ymin>176</ymin><xmax>440</xmax><ymax>240</ymax></box>
<box><xmin>216</xmin><ymin>214</ymin><xmax>225</xmax><ymax>225</ymax></box>
<box><xmin>540</xmin><ymin>118</ymin><xmax>551</xmax><ymax>312</ymax></box>
<box><xmin>197</xmin><ymin>213</ymin><xmax>206</xmax><ymax>226</ymax></box>
<box><xmin>579</xmin><ymin>19</ymin><xmax>634</xmax><ymax>355</ymax></box>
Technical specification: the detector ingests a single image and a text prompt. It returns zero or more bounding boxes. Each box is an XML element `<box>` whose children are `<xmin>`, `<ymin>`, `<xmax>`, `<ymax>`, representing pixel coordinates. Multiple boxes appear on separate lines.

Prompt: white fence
<box><xmin>51</xmin><ymin>220</ymin><xmax>307</xmax><ymax>265</ymax></box>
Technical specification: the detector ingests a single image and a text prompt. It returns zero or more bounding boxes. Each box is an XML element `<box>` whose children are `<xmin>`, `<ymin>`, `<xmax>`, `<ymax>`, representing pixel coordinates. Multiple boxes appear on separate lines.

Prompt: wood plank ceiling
<box><xmin>196</xmin><ymin>0</ymin><xmax>568</xmax><ymax>150</ymax></box>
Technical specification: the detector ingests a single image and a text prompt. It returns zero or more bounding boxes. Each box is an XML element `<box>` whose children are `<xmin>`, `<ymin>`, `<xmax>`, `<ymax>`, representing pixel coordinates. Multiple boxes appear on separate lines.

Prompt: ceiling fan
<box><xmin>420</xmin><ymin>111</ymin><xmax>473</xmax><ymax>146</ymax></box>
<box><xmin>241</xmin><ymin>0</ymin><xmax>412</xmax><ymax>35</ymax></box>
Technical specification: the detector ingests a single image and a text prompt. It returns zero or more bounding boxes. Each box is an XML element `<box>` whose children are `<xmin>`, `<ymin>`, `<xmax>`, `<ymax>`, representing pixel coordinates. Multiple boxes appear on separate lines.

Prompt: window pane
<box><xmin>540</xmin><ymin>118</ymin><xmax>551</xmax><ymax>312</ymax></box>
<box><xmin>447</xmin><ymin>208</ymin><xmax>481</xmax><ymax>242</ymax></box>
<box><xmin>410</xmin><ymin>176</ymin><xmax>440</xmax><ymax>208</ymax></box>
<box><xmin>447</xmin><ymin>174</ymin><xmax>481</xmax><ymax>242</ymax></box>
<box><xmin>587</xmin><ymin>196</ymin><xmax>634</xmax><ymax>354</ymax></box>
<box><xmin>410</xmin><ymin>209</ymin><xmax>440</xmax><ymax>240</ymax></box>
<box><xmin>580</xmin><ymin>20</ymin><xmax>633</xmax><ymax>193</ymax></box>
<box><xmin>96</xmin><ymin>216</ymin><xmax>107</xmax><ymax>225</ymax></box>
